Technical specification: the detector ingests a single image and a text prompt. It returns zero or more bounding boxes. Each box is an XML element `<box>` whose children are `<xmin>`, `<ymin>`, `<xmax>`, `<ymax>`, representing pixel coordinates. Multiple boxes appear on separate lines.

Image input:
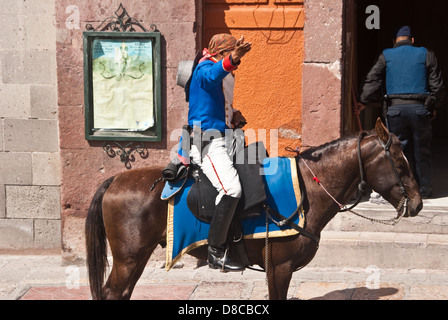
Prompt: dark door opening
<box><xmin>344</xmin><ymin>0</ymin><xmax>448</xmax><ymax>199</ymax></box>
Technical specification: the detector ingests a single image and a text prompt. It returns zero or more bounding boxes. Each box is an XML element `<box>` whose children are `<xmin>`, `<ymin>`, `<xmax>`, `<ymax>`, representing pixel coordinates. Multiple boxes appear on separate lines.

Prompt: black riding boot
<box><xmin>208</xmin><ymin>195</ymin><xmax>245</xmax><ymax>272</ymax></box>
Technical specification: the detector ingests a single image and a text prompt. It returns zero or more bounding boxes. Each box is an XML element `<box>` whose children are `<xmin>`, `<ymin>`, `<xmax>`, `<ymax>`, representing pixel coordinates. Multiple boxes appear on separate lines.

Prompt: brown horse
<box><xmin>85</xmin><ymin>119</ymin><xmax>422</xmax><ymax>300</ymax></box>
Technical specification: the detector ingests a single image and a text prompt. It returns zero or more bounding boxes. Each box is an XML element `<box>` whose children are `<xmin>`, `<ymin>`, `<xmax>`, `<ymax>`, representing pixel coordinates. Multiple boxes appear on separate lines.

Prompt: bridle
<box><xmin>256</xmin><ymin>132</ymin><xmax>410</xmax><ymax>274</ymax></box>
<box><xmin>276</xmin><ymin>131</ymin><xmax>410</xmax><ymax>239</ymax></box>
<box><xmin>339</xmin><ymin>131</ymin><xmax>409</xmax><ymax>225</ymax></box>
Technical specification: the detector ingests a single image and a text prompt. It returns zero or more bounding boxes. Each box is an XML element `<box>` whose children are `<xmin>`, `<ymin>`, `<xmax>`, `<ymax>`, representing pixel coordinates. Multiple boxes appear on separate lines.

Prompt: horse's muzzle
<box><xmin>406</xmin><ymin>196</ymin><xmax>423</xmax><ymax>217</ymax></box>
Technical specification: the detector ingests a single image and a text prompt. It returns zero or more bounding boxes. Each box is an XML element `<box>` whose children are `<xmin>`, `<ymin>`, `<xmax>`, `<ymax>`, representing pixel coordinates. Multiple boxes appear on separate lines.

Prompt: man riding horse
<box><xmin>182</xmin><ymin>34</ymin><xmax>252</xmax><ymax>272</ymax></box>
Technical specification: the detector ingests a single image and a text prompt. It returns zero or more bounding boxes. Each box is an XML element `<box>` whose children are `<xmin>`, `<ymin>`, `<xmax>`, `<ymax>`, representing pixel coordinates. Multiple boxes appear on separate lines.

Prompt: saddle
<box><xmin>161</xmin><ymin>142</ymin><xmax>268</xmax><ymax>268</ymax></box>
<box><xmin>161</xmin><ymin>142</ymin><xmax>268</xmax><ymax>223</ymax></box>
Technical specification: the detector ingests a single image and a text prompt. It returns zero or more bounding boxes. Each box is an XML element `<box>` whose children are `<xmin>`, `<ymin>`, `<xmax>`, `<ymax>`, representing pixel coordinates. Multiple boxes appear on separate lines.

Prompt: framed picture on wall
<box><xmin>83</xmin><ymin>31</ymin><xmax>161</xmax><ymax>141</ymax></box>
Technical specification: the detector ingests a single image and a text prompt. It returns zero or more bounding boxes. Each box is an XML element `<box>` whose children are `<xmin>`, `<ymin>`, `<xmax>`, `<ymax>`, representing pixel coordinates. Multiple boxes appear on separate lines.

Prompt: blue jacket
<box><xmin>178</xmin><ymin>55</ymin><xmax>237</xmax><ymax>164</ymax></box>
<box><xmin>188</xmin><ymin>57</ymin><xmax>236</xmax><ymax>133</ymax></box>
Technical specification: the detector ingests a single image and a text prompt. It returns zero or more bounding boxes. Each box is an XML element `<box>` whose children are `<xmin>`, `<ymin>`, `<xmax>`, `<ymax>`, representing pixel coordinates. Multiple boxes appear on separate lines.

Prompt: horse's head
<box><xmin>363</xmin><ymin>118</ymin><xmax>423</xmax><ymax>217</ymax></box>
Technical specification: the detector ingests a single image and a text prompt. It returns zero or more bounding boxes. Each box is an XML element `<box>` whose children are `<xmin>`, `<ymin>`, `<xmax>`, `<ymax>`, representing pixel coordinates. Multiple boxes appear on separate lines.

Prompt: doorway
<box><xmin>344</xmin><ymin>0</ymin><xmax>448</xmax><ymax>199</ymax></box>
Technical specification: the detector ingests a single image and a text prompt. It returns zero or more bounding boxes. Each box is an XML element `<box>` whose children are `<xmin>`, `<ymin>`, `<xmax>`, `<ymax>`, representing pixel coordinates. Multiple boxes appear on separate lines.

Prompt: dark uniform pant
<box><xmin>387</xmin><ymin>104</ymin><xmax>432</xmax><ymax>196</ymax></box>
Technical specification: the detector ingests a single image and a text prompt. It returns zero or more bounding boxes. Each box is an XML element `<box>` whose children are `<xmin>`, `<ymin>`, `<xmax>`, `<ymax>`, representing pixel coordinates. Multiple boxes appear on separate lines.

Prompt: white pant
<box><xmin>190</xmin><ymin>137</ymin><xmax>242</xmax><ymax>205</ymax></box>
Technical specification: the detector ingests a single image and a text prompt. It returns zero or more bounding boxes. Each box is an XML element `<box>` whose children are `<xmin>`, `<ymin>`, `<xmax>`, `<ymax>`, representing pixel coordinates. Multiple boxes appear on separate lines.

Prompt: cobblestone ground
<box><xmin>1</xmin><ymin>253</ymin><xmax>447</xmax><ymax>300</ymax></box>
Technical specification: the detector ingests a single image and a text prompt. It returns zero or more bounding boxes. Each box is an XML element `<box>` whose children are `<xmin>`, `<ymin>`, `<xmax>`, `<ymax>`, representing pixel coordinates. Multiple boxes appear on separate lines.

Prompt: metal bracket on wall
<box><xmin>85</xmin><ymin>3</ymin><xmax>157</xmax><ymax>32</ymax></box>
<box><xmin>103</xmin><ymin>142</ymin><xmax>148</xmax><ymax>169</ymax></box>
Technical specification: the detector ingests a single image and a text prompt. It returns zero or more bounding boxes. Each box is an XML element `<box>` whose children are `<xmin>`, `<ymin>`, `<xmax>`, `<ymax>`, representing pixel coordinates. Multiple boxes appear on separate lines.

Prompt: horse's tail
<box><xmin>85</xmin><ymin>176</ymin><xmax>115</xmax><ymax>300</ymax></box>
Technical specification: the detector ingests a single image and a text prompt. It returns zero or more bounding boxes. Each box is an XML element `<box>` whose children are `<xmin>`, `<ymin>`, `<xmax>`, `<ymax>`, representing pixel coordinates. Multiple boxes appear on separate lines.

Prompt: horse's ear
<box><xmin>375</xmin><ymin>117</ymin><xmax>389</xmax><ymax>144</ymax></box>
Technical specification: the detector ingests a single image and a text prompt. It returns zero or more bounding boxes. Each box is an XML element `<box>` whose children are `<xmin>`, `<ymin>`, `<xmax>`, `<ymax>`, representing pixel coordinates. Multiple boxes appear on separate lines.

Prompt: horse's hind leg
<box><xmin>101</xmin><ymin>206</ymin><xmax>166</xmax><ymax>299</ymax></box>
<box><xmin>102</xmin><ymin>243</ymin><xmax>158</xmax><ymax>300</ymax></box>
<box><xmin>101</xmin><ymin>216</ymin><xmax>165</xmax><ymax>300</ymax></box>
<box><xmin>99</xmin><ymin>168</ymin><xmax>167</xmax><ymax>300</ymax></box>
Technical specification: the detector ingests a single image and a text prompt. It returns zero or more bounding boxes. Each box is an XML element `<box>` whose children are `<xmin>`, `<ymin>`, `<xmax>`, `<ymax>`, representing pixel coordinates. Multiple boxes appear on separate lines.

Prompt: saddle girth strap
<box><xmin>263</xmin><ymin>203</ymin><xmax>320</xmax><ymax>247</ymax></box>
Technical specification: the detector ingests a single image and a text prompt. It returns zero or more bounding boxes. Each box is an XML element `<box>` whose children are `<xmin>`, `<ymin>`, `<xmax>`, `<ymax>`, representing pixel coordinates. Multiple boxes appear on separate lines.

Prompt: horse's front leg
<box><xmin>264</xmin><ymin>240</ymin><xmax>294</xmax><ymax>300</ymax></box>
<box><xmin>265</xmin><ymin>235</ymin><xmax>319</xmax><ymax>300</ymax></box>
<box><xmin>267</xmin><ymin>263</ymin><xmax>293</xmax><ymax>300</ymax></box>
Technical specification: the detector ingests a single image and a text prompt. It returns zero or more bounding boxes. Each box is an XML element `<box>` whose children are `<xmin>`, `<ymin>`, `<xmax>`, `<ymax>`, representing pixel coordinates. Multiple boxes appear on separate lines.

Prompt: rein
<box><xmin>291</xmin><ymin>131</ymin><xmax>409</xmax><ymax>226</ymax></box>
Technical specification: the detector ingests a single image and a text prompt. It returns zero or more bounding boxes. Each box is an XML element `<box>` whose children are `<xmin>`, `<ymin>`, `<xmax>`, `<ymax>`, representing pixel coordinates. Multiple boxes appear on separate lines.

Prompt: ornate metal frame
<box><xmin>102</xmin><ymin>142</ymin><xmax>149</xmax><ymax>169</ymax></box>
<box><xmin>83</xmin><ymin>3</ymin><xmax>161</xmax><ymax>167</ymax></box>
<box><xmin>85</xmin><ymin>3</ymin><xmax>158</xmax><ymax>32</ymax></box>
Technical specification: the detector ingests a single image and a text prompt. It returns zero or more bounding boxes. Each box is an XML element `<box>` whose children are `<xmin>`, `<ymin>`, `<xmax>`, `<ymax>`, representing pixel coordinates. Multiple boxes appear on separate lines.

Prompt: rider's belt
<box><xmin>390</xmin><ymin>98</ymin><xmax>425</xmax><ymax>106</ymax></box>
<box><xmin>192</xmin><ymin>126</ymin><xmax>224</xmax><ymax>153</ymax></box>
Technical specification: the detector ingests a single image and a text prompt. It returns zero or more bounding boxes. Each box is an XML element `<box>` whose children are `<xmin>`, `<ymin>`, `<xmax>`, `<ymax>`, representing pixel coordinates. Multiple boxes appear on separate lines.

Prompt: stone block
<box><xmin>304</xmin><ymin>0</ymin><xmax>342</xmax><ymax>63</ymax></box>
<box><xmin>6</xmin><ymin>185</ymin><xmax>61</xmax><ymax>219</ymax></box>
<box><xmin>301</xmin><ymin>62</ymin><xmax>342</xmax><ymax>146</ymax></box>
<box><xmin>24</xmin><ymin>14</ymin><xmax>56</xmax><ymax>51</ymax></box>
<box><xmin>409</xmin><ymin>285</ymin><xmax>448</xmax><ymax>300</ymax></box>
<box><xmin>0</xmin><ymin>218</ymin><xmax>34</xmax><ymax>249</ymax></box>
<box><xmin>165</xmin><ymin>66</ymin><xmax>189</xmax><ymax>124</ymax></box>
<box><xmin>56</xmin><ymin>67</ymin><xmax>83</xmax><ymax>106</ymax></box>
<box><xmin>190</xmin><ymin>281</ymin><xmax>247</xmax><ymax>300</ymax></box>
<box><xmin>22</xmin><ymin>0</ymin><xmax>56</xmax><ymax>15</ymax></box>
<box><xmin>60</xmin><ymin>149</ymin><xmax>103</xmax><ymax>211</ymax></box>
<box><xmin>159</xmin><ymin>22</ymin><xmax>197</xmax><ymax>68</ymax></box>
<box><xmin>4</xmin><ymin>118</ymin><xmax>59</xmax><ymax>152</ymax></box>
<box><xmin>55</xmin><ymin>0</ymin><xmax>114</xmax><ymax>24</ymax></box>
<box><xmin>1</xmin><ymin>0</ymin><xmax>20</xmax><ymax>15</ymax></box>
<box><xmin>0</xmin><ymin>120</ymin><xmax>3</xmax><ymax>151</ymax></box>
<box><xmin>0</xmin><ymin>15</ymin><xmax>25</xmax><ymax>51</ymax></box>
<box><xmin>30</xmin><ymin>85</ymin><xmax>58</xmax><ymax>119</ymax></box>
<box><xmin>295</xmin><ymin>282</ymin><xmax>353</xmax><ymax>300</ymax></box>
<box><xmin>32</xmin><ymin>152</ymin><xmax>61</xmax><ymax>186</ymax></box>
<box><xmin>0</xmin><ymin>185</ymin><xmax>5</xmax><ymax>218</ymax></box>
<box><xmin>58</xmin><ymin>105</ymin><xmax>88</xmax><ymax>149</ymax></box>
<box><xmin>56</xmin><ymin>29</ymin><xmax>83</xmax><ymax>68</ymax></box>
<box><xmin>352</xmin><ymin>282</ymin><xmax>405</xmax><ymax>300</ymax></box>
<box><xmin>0</xmin><ymin>84</ymin><xmax>31</xmax><ymax>118</ymax></box>
<box><xmin>61</xmin><ymin>213</ymin><xmax>86</xmax><ymax>262</ymax></box>
<box><xmin>60</xmin><ymin>148</ymin><xmax>124</xmax><ymax>211</ymax></box>
<box><xmin>0</xmin><ymin>152</ymin><xmax>32</xmax><ymax>185</ymax></box>
<box><xmin>1</xmin><ymin>50</ymin><xmax>56</xmax><ymax>85</ymax></box>
<box><xmin>55</xmin><ymin>0</ymin><xmax>195</xmax><ymax>25</ymax></box>
<box><xmin>34</xmin><ymin>219</ymin><xmax>61</xmax><ymax>249</ymax></box>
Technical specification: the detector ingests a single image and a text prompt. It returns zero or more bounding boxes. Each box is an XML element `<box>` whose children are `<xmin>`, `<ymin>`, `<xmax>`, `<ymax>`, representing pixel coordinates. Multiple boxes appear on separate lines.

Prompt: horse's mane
<box><xmin>299</xmin><ymin>129</ymin><xmax>376</xmax><ymax>160</ymax></box>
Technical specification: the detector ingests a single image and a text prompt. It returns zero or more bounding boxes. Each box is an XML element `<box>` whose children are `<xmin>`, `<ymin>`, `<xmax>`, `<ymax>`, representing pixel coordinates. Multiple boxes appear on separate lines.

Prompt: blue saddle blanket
<box><xmin>165</xmin><ymin>157</ymin><xmax>305</xmax><ymax>270</ymax></box>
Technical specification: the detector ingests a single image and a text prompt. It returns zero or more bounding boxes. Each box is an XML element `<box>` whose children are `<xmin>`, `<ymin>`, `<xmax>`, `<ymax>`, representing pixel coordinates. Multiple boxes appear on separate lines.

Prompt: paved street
<box><xmin>1</xmin><ymin>194</ymin><xmax>447</xmax><ymax>301</ymax></box>
<box><xmin>1</xmin><ymin>248</ymin><xmax>447</xmax><ymax>300</ymax></box>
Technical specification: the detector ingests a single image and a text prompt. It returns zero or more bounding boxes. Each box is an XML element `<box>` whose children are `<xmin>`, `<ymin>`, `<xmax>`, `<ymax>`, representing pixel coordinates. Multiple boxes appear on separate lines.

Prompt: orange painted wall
<box><xmin>203</xmin><ymin>0</ymin><xmax>305</xmax><ymax>156</ymax></box>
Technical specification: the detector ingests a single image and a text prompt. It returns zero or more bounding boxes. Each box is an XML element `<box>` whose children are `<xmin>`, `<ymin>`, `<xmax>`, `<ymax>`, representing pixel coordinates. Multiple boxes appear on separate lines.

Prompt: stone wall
<box><xmin>0</xmin><ymin>0</ymin><xmax>60</xmax><ymax>250</ymax></box>
<box><xmin>55</xmin><ymin>0</ymin><xmax>197</xmax><ymax>262</ymax></box>
<box><xmin>0</xmin><ymin>0</ymin><xmax>345</xmax><ymax>256</ymax></box>
<box><xmin>302</xmin><ymin>0</ymin><xmax>343</xmax><ymax>146</ymax></box>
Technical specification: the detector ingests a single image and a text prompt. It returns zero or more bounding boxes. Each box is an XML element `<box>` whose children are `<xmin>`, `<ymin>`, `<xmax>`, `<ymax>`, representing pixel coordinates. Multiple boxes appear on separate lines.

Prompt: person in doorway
<box><xmin>358</xmin><ymin>26</ymin><xmax>445</xmax><ymax>199</ymax></box>
<box><xmin>184</xmin><ymin>33</ymin><xmax>251</xmax><ymax>271</ymax></box>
